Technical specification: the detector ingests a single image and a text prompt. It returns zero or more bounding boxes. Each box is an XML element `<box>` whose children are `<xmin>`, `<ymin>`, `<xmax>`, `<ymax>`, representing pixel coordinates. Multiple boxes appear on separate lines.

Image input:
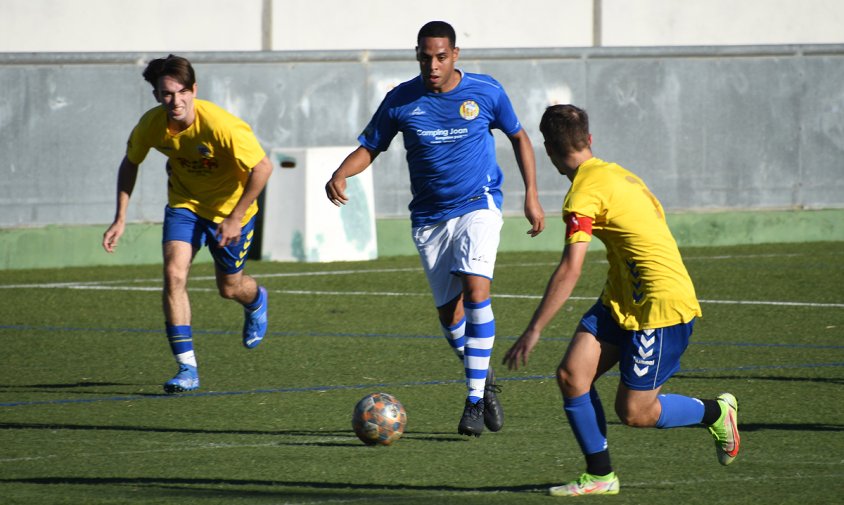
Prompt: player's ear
<box><xmin>152</xmin><ymin>89</ymin><xmax>161</xmax><ymax>104</ymax></box>
<box><xmin>452</xmin><ymin>46</ymin><xmax>460</xmax><ymax>60</ymax></box>
<box><xmin>543</xmin><ymin>139</ymin><xmax>558</xmax><ymax>157</ymax></box>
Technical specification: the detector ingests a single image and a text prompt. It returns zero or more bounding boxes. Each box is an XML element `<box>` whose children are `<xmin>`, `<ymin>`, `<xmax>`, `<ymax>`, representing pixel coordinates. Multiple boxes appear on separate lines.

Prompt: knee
<box><xmin>462</xmin><ymin>276</ymin><xmax>490</xmax><ymax>304</ymax></box>
<box><xmin>614</xmin><ymin>401</ymin><xmax>659</xmax><ymax>428</ymax></box>
<box><xmin>217</xmin><ymin>283</ymin><xmax>238</xmax><ymax>300</ymax></box>
<box><xmin>437</xmin><ymin>294</ymin><xmax>463</xmax><ymax>327</ymax></box>
<box><xmin>556</xmin><ymin>366</ymin><xmax>581</xmax><ymax>397</ymax></box>
<box><xmin>163</xmin><ymin>267</ymin><xmax>188</xmax><ymax>293</ymax></box>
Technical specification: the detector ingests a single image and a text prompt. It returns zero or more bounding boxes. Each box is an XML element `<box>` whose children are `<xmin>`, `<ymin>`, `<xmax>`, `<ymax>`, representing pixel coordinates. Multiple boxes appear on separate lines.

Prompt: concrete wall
<box><xmin>2</xmin><ymin>0</ymin><xmax>844</xmax><ymax>53</ymax></box>
<box><xmin>1</xmin><ymin>45</ymin><xmax>842</xmax><ymax>235</ymax></box>
<box><xmin>2</xmin><ymin>0</ymin><xmax>844</xmax><ymax>269</ymax></box>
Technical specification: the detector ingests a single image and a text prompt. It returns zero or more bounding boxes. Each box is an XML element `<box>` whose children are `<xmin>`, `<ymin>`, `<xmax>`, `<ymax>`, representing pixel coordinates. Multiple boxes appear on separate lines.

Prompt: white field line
<box><xmin>2</xmin><ymin>283</ymin><xmax>842</xmax><ymax>308</ymax></box>
<box><xmin>0</xmin><ymin>250</ymin><xmax>822</xmax><ymax>289</ymax></box>
<box><xmin>3</xmin><ymin>281</ymin><xmax>843</xmax><ymax>308</ymax></box>
<box><xmin>2</xmin><ymin>252</ymin><xmax>842</xmax><ymax>308</ymax></box>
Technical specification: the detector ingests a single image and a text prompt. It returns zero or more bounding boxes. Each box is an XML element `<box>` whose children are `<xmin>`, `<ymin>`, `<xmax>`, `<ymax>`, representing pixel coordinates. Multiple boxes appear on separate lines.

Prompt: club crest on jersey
<box><xmin>197</xmin><ymin>144</ymin><xmax>212</xmax><ymax>157</ymax></box>
<box><xmin>459</xmin><ymin>100</ymin><xmax>480</xmax><ymax>120</ymax></box>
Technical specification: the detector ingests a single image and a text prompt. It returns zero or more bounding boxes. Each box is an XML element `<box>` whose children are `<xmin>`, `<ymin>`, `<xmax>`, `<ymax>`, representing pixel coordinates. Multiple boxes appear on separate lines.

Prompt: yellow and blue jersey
<box><xmin>563</xmin><ymin>157</ymin><xmax>702</xmax><ymax>330</ymax></box>
<box><xmin>126</xmin><ymin>99</ymin><xmax>266</xmax><ymax>226</ymax></box>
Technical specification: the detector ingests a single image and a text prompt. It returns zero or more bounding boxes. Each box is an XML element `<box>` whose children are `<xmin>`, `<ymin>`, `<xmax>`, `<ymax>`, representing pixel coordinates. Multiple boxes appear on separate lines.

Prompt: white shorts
<box><xmin>412</xmin><ymin>208</ymin><xmax>503</xmax><ymax>308</ymax></box>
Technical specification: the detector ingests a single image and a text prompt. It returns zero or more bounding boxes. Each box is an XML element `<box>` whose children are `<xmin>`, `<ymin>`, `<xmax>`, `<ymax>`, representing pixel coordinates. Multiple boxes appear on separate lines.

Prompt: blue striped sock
<box><xmin>442</xmin><ymin>317</ymin><xmax>466</xmax><ymax>361</ymax></box>
<box><xmin>166</xmin><ymin>323</ymin><xmax>196</xmax><ymax>367</ymax></box>
<box><xmin>464</xmin><ymin>299</ymin><xmax>494</xmax><ymax>402</ymax></box>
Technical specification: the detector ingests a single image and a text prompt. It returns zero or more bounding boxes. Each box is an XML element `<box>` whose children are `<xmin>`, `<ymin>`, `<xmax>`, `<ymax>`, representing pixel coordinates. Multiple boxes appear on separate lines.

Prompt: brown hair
<box><xmin>142</xmin><ymin>54</ymin><xmax>196</xmax><ymax>91</ymax></box>
<box><xmin>539</xmin><ymin>104</ymin><xmax>591</xmax><ymax>155</ymax></box>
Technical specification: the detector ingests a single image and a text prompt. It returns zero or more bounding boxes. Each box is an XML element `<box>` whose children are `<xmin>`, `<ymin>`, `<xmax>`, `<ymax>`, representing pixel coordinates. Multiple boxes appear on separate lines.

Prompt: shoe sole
<box><xmin>457</xmin><ymin>426</ymin><xmax>482</xmax><ymax>437</ymax></box>
<box><xmin>163</xmin><ymin>384</ymin><xmax>199</xmax><ymax>394</ymax></box>
<box><xmin>548</xmin><ymin>485</ymin><xmax>620</xmax><ymax>496</ymax></box>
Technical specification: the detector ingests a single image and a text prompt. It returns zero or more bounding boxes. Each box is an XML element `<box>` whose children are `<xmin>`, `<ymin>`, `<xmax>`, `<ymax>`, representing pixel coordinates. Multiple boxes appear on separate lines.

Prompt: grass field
<box><xmin>1</xmin><ymin>241</ymin><xmax>843</xmax><ymax>504</ymax></box>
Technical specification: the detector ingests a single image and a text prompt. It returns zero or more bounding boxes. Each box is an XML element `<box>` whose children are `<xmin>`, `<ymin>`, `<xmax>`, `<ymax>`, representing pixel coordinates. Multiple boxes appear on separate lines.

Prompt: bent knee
<box><xmin>556</xmin><ymin>366</ymin><xmax>590</xmax><ymax>397</ymax></box>
<box><xmin>615</xmin><ymin>405</ymin><xmax>660</xmax><ymax>428</ymax></box>
<box><xmin>617</xmin><ymin>413</ymin><xmax>654</xmax><ymax>427</ymax></box>
<box><xmin>217</xmin><ymin>284</ymin><xmax>239</xmax><ymax>300</ymax></box>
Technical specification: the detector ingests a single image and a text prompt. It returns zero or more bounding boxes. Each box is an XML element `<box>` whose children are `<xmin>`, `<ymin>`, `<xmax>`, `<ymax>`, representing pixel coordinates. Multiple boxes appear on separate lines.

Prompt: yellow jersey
<box><xmin>126</xmin><ymin>99</ymin><xmax>266</xmax><ymax>225</ymax></box>
<box><xmin>563</xmin><ymin>157</ymin><xmax>702</xmax><ymax>330</ymax></box>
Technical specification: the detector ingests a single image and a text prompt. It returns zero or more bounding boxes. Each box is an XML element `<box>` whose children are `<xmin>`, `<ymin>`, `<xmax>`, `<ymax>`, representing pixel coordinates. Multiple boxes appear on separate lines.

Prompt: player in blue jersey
<box><xmin>325</xmin><ymin>21</ymin><xmax>545</xmax><ymax>437</ymax></box>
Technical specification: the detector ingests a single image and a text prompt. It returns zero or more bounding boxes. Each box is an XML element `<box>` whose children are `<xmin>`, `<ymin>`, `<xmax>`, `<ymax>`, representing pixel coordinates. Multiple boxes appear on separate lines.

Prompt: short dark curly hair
<box><xmin>417</xmin><ymin>21</ymin><xmax>456</xmax><ymax>48</ymax></box>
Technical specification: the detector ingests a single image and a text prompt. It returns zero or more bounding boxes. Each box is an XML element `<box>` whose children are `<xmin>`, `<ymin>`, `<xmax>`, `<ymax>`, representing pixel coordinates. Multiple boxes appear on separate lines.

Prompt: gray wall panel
<box><xmin>801</xmin><ymin>54</ymin><xmax>844</xmax><ymax>209</ymax></box>
<box><xmin>1</xmin><ymin>46</ymin><xmax>841</xmax><ymax>230</ymax></box>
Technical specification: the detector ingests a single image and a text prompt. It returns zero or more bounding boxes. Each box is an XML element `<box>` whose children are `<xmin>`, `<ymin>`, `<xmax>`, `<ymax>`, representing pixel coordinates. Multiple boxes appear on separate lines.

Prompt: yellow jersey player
<box><xmin>103</xmin><ymin>55</ymin><xmax>273</xmax><ymax>393</ymax></box>
<box><xmin>503</xmin><ymin>104</ymin><xmax>740</xmax><ymax>496</ymax></box>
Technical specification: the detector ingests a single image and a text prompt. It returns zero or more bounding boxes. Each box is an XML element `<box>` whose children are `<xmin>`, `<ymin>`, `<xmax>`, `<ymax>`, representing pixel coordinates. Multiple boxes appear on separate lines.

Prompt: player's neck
<box><xmin>167</xmin><ymin>114</ymin><xmax>194</xmax><ymax>134</ymax></box>
<box><xmin>437</xmin><ymin>69</ymin><xmax>462</xmax><ymax>94</ymax></box>
<box><xmin>565</xmin><ymin>150</ymin><xmax>593</xmax><ymax>181</ymax></box>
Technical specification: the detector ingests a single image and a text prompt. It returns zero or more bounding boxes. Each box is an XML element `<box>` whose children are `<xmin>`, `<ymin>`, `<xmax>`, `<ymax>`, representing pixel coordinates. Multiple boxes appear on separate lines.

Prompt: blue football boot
<box><xmin>243</xmin><ymin>286</ymin><xmax>268</xmax><ymax>349</ymax></box>
<box><xmin>163</xmin><ymin>363</ymin><xmax>199</xmax><ymax>394</ymax></box>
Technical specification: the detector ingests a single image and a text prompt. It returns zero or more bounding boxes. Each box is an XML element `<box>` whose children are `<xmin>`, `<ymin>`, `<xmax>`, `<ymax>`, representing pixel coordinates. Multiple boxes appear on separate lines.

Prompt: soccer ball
<box><xmin>352</xmin><ymin>392</ymin><xmax>407</xmax><ymax>446</ymax></box>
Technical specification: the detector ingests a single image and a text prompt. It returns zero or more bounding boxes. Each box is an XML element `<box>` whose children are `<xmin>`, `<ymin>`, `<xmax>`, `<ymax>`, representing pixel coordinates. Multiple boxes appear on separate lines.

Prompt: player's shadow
<box><xmin>0</xmin><ymin>422</ymin><xmax>466</xmax><ymax>445</ymax></box>
<box><xmin>0</xmin><ymin>382</ymin><xmax>130</xmax><ymax>388</ymax></box>
<box><xmin>0</xmin><ymin>381</ymin><xmax>165</xmax><ymax>397</ymax></box>
<box><xmin>0</xmin><ymin>421</ymin><xmax>342</xmax><ymax>438</ymax></box>
<box><xmin>673</xmin><ymin>373</ymin><xmax>844</xmax><ymax>385</ymax></box>
<box><xmin>738</xmin><ymin>422</ymin><xmax>844</xmax><ymax>433</ymax></box>
<box><xmin>0</xmin><ymin>475</ymin><xmax>548</xmax><ymax>496</ymax></box>
<box><xmin>400</xmin><ymin>431</ymin><xmax>472</xmax><ymax>442</ymax></box>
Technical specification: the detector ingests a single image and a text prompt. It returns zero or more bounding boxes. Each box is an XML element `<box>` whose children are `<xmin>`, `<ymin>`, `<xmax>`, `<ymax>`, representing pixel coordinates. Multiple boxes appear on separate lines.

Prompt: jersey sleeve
<box><xmin>563</xmin><ymin>187</ymin><xmax>602</xmax><ymax>244</ymax></box>
<box><xmin>229</xmin><ymin>120</ymin><xmax>266</xmax><ymax>171</ymax></box>
<box><xmin>358</xmin><ymin>93</ymin><xmax>400</xmax><ymax>152</ymax></box>
<box><xmin>490</xmin><ymin>85</ymin><xmax>522</xmax><ymax>136</ymax></box>
<box><xmin>125</xmin><ymin>122</ymin><xmax>152</xmax><ymax>166</ymax></box>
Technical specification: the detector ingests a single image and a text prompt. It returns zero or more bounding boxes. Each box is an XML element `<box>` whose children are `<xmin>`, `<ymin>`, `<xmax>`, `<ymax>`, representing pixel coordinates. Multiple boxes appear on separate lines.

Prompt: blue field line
<box><xmin>2</xmin><ymin>324</ymin><xmax>843</xmax><ymax>350</ymax></box>
<box><xmin>1</xmin><ymin>362</ymin><xmax>842</xmax><ymax>409</ymax></box>
<box><xmin>0</xmin><ymin>324</ymin><xmax>441</xmax><ymax>340</ymax></box>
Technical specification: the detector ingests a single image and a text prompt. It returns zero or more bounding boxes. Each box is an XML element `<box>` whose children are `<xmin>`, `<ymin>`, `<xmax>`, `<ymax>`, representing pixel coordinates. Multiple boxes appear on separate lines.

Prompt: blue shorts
<box><xmin>579</xmin><ymin>300</ymin><xmax>695</xmax><ymax>391</ymax></box>
<box><xmin>162</xmin><ymin>206</ymin><xmax>257</xmax><ymax>274</ymax></box>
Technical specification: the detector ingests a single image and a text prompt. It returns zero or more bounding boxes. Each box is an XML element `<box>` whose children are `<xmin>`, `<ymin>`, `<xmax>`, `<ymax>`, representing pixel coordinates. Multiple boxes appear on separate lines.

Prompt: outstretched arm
<box><xmin>325</xmin><ymin>146</ymin><xmax>379</xmax><ymax>206</ymax></box>
<box><xmin>102</xmin><ymin>156</ymin><xmax>139</xmax><ymax>253</ymax></box>
<box><xmin>508</xmin><ymin>128</ymin><xmax>545</xmax><ymax>237</ymax></box>
<box><xmin>503</xmin><ymin>240</ymin><xmax>589</xmax><ymax>370</ymax></box>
